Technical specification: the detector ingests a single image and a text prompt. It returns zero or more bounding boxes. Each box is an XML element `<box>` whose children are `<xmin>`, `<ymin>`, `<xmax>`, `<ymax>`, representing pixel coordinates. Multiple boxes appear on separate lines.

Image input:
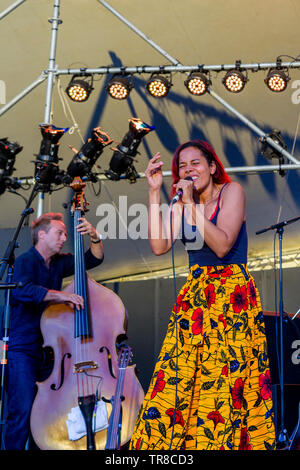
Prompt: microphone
<box><xmin>172</xmin><ymin>176</ymin><xmax>193</xmax><ymax>203</ymax></box>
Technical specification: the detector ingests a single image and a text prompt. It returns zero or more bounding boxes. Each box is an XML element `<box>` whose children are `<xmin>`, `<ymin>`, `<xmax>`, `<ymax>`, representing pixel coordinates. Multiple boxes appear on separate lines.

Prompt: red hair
<box><xmin>170</xmin><ymin>139</ymin><xmax>231</xmax><ymax>198</ymax></box>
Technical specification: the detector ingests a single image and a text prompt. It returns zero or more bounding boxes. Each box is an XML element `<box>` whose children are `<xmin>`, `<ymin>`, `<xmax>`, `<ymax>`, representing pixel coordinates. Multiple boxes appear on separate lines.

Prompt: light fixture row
<box><xmin>65</xmin><ymin>67</ymin><xmax>290</xmax><ymax>102</ymax></box>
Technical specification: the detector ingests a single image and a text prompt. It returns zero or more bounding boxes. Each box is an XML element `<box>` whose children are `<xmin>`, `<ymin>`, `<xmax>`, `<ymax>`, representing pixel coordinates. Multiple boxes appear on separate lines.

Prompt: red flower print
<box><xmin>151</xmin><ymin>370</ymin><xmax>166</xmax><ymax>399</ymax></box>
<box><xmin>221</xmin><ymin>267</ymin><xmax>233</xmax><ymax>277</ymax></box>
<box><xmin>231</xmin><ymin>378</ymin><xmax>244</xmax><ymax>409</ymax></box>
<box><xmin>259</xmin><ymin>370</ymin><xmax>272</xmax><ymax>400</ymax></box>
<box><xmin>247</xmin><ymin>279</ymin><xmax>257</xmax><ymax>307</ymax></box>
<box><xmin>165</xmin><ymin>408</ymin><xmax>185</xmax><ymax>427</ymax></box>
<box><xmin>174</xmin><ymin>287</ymin><xmax>190</xmax><ymax>312</ymax></box>
<box><xmin>136</xmin><ymin>437</ymin><xmax>142</xmax><ymax>450</ymax></box>
<box><xmin>221</xmin><ymin>365</ymin><xmax>228</xmax><ymax>377</ymax></box>
<box><xmin>239</xmin><ymin>427</ymin><xmax>253</xmax><ymax>450</ymax></box>
<box><xmin>230</xmin><ymin>285</ymin><xmax>248</xmax><ymax>313</ymax></box>
<box><xmin>176</xmin><ymin>287</ymin><xmax>190</xmax><ymax>305</ymax></box>
<box><xmin>191</xmin><ymin>308</ymin><xmax>203</xmax><ymax>335</ymax></box>
<box><xmin>218</xmin><ymin>314</ymin><xmax>227</xmax><ymax>329</ymax></box>
<box><xmin>181</xmin><ymin>301</ymin><xmax>191</xmax><ymax>312</ymax></box>
<box><xmin>207</xmin><ymin>266</ymin><xmax>233</xmax><ymax>278</ymax></box>
<box><xmin>204</xmin><ymin>284</ymin><xmax>216</xmax><ymax>308</ymax></box>
<box><xmin>207</xmin><ymin>410</ymin><xmax>225</xmax><ymax>429</ymax></box>
<box><xmin>136</xmin><ymin>429</ymin><xmax>143</xmax><ymax>450</ymax></box>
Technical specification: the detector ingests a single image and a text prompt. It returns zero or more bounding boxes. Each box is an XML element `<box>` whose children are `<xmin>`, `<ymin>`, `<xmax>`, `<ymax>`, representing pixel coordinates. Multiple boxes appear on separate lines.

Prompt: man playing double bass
<box><xmin>4</xmin><ymin>212</ymin><xmax>103</xmax><ymax>450</ymax></box>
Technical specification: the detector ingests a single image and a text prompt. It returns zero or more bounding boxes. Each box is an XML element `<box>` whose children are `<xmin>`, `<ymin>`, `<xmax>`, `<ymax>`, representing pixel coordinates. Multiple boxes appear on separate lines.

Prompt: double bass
<box><xmin>30</xmin><ymin>177</ymin><xmax>144</xmax><ymax>450</ymax></box>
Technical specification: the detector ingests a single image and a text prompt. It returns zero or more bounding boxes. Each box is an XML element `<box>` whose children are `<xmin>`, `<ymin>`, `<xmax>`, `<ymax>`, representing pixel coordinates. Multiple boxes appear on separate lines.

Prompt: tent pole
<box><xmin>0</xmin><ymin>0</ymin><xmax>26</xmax><ymax>21</ymax></box>
<box><xmin>97</xmin><ymin>0</ymin><xmax>181</xmax><ymax>66</ymax></box>
<box><xmin>0</xmin><ymin>74</ymin><xmax>47</xmax><ymax>117</ymax></box>
<box><xmin>36</xmin><ymin>0</ymin><xmax>62</xmax><ymax>217</ymax></box>
<box><xmin>43</xmin><ymin>0</ymin><xmax>61</xmax><ymax>125</ymax></box>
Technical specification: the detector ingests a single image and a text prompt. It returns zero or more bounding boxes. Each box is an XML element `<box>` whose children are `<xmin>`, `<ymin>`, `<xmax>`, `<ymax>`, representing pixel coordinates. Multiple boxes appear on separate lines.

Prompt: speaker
<box><xmin>263</xmin><ymin>311</ymin><xmax>300</xmax><ymax>385</ymax></box>
<box><xmin>271</xmin><ymin>384</ymin><xmax>300</xmax><ymax>438</ymax></box>
<box><xmin>264</xmin><ymin>311</ymin><xmax>300</xmax><ymax>444</ymax></box>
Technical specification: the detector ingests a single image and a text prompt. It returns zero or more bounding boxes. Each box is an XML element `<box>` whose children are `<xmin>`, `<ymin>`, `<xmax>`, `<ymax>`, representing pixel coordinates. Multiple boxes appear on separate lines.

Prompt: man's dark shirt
<box><xmin>9</xmin><ymin>246</ymin><xmax>103</xmax><ymax>356</ymax></box>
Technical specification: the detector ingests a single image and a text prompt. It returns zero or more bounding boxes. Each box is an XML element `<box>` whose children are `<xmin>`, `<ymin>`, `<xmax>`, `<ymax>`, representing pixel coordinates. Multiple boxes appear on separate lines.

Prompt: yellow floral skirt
<box><xmin>130</xmin><ymin>264</ymin><xmax>276</xmax><ymax>450</ymax></box>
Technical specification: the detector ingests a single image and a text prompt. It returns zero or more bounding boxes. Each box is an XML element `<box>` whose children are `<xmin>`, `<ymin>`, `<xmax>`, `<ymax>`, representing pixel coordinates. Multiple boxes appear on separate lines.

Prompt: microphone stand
<box><xmin>256</xmin><ymin>215</ymin><xmax>300</xmax><ymax>450</ymax></box>
<box><xmin>0</xmin><ymin>182</ymin><xmax>38</xmax><ymax>449</ymax></box>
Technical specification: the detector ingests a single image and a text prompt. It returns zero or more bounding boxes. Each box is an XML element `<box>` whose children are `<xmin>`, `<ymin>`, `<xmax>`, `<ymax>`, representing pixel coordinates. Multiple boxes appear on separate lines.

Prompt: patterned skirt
<box><xmin>129</xmin><ymin>264</ymin><xmax>276</xmax><ymax>451</ymax></box>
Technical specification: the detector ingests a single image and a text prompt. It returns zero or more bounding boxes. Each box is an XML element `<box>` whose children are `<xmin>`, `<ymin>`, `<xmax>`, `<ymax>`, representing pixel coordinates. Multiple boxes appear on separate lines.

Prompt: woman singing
<box><xmin>130</xmin><ymin>139</ymin><xmax>276</xmax><ymax>451</ymax></box>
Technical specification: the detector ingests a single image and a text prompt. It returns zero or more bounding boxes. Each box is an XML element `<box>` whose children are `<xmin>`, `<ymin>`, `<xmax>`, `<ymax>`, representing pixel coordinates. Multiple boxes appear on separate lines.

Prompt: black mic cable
<box><xmin>168</xmin><ymin>176</ymin><xmax>193</xmax><ymax>450</ymax></box>
<box><xmin>168</xmin><ymin>197</ymin><xmax>180</xmax><ymax>450</ymax></box>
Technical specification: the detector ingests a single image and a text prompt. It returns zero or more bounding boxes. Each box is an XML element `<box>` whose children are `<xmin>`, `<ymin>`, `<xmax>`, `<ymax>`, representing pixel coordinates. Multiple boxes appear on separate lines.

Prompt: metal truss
<box><xmin>1</xmin><ymin>0</ymin><xmax>300</xmax><ymax>215</ymax></box>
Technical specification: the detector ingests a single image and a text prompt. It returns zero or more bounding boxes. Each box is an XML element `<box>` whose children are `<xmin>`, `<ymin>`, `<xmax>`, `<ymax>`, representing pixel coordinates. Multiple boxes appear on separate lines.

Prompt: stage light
<box><xmin>184</xmin><ymin>72</ymin><xmax>210</xmax><ymax>96</ymax></box>
<box><xmin>105</xmin><ymin>118</ymin><xmax>155</xmax><ymax>182</ymax></box>
<box><xmin>64</xmin><ymin>127</ymin><xmax>112</xmax><ymax>183</ymax></box>
<box><xmin>260</xmin><ymin>129</ymin><xmax>287</xmax><ymax>176</ymax></box>
<box><xmin>0</xmin><ymin>138</ymin><xmax>23</xmax><ymax>195</ymax></box>
<box><xmin>146</xmin><ymin>74</ymin><xmax>172</xmax><ymax>98</ymax></box>
<box><xmin>34</xmin><ymin>124</ymin><xmax>68</xmax><ymax>191</ymax></box>
<box><xmin>222</xmin><ymin>69</ymin><xmax>248</xmax><ymax>93</ymax></box>
<box><xmin>264</xmin><ymin>68</ymin><xmax>289</xmax><ymax>92</ymax></box>
<box><xmin>106</xmin><ymin>75</ymin><xmax>133</xmax><ymax>100</ymax></box>
<box><xmin>66</xmin><ymin>75</ymin><xmax>93</xmax><ymax>102</ymax></box>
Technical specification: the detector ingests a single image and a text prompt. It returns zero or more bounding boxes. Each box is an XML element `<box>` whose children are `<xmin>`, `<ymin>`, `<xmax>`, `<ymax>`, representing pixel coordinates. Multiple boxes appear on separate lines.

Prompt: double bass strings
<box><xmin>74</xmin><ymin>209</ymin><xmax>93</xmax><ymax>400</ymax></box>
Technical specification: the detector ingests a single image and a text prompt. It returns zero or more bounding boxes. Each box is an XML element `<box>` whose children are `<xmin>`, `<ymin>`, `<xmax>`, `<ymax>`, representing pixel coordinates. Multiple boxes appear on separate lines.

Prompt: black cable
<box><xmin>168</xmin><ymin>200</ymin><xmax>179</xmax><ymax>450</ymax></box>
<box><xmin>273</xmin><ymin>230</ymin><xmax>280</xmax><ymax>389</ymax></box>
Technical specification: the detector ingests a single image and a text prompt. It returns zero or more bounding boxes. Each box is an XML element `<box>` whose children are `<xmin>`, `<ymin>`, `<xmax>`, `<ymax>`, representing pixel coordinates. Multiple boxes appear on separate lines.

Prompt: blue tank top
<box><xmin>181</xmin><ymin>184</ymin><xmax>248</xmax><ymax>267</ymax></box>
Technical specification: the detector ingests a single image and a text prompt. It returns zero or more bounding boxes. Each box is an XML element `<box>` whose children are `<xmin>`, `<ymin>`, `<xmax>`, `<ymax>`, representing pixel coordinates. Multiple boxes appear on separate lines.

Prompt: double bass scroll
<box><xmin>30</xmin><ymin>177</ymin><xmax>144</xmax><ymax>450</ymax></box>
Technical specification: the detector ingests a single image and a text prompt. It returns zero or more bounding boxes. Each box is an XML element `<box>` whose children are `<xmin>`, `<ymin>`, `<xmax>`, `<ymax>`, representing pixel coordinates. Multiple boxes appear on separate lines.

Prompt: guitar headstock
<box><xmin>118</xmin><ymin>345</ymin><xmax>132</xmax><ymax>369</ymax></box>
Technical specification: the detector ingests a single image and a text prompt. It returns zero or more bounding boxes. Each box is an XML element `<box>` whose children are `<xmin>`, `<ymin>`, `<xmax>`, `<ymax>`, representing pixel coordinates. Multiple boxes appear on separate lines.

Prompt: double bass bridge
<box><xmin>73</xmin><ymin>360</ymin><xmax>99</xmax><ymax>373</ymax></box>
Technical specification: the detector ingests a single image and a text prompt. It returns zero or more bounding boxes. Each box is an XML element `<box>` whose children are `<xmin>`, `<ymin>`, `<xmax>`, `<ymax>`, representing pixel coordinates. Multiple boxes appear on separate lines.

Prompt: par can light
<box><xmin>66</xmin><ymin>75</ymin><xmax>93</xmax><ymax>102</ymax></box>
<box><xmin>146</xmin><ymin>74</ymin><xmax>172</xmax><ymax>98</ymax></box>
<box><xmin>265</xmin><ymin>68</ymin><xmax>289</xmax><ymax>92</ymax></box>
<box><xmin>184</xmin><ymin>72</ymin><xmax>210</xmax><ymax>96</ymax></box>
<box><xmin>222</xmin><ymin>69</ymin><xmax>248</xmax><ymax>93</ymax></box>
<box><xmin>106</xmin><ymin>75</ymin><xmax>133</xmax><ymax>100</ymax></box>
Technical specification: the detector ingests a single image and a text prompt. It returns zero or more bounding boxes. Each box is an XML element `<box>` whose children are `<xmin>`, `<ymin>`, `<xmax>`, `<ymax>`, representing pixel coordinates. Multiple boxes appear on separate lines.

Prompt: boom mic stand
<box><xmin>256</xmin><ymin>215</ymin><xmax>300</xmax><ymax>449</ymax></box>
<box><xmin>0</xmin><ymin>173</ymin><xmax>45</xmax><ymax>449</ymax></box>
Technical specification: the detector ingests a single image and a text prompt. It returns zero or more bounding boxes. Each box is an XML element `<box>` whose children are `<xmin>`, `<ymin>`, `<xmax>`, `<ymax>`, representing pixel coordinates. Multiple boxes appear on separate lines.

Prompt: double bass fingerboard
<box><xmin>73</xmin><ymin>209</ymin><xmax>91</xmax><ymax>339</ymax></box>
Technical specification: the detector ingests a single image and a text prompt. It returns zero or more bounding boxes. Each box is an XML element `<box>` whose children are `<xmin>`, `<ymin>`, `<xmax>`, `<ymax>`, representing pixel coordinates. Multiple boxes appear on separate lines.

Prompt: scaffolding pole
<box><xmin>0</xmin><ymin>0</ymin><xmax>26</xmax><ymax>21</ymax></box>
<box><xmin>17</xmin><ymin>162</ymin><xmax>300</xmax><ymax>189</ymax></box>
<box><xmin>36</xmin><ymin>0</ymin><xmax>62</xmax><ymax>217</ymax></box>
<box><xmin>0</xmin><ymin>74</ymin><xmax>46</xmax><ymax>117</ymax></box>
<box><xmin>56</xmin><ymin>61</ymin><xmax>300</xmax><ymax>75</ymax></box>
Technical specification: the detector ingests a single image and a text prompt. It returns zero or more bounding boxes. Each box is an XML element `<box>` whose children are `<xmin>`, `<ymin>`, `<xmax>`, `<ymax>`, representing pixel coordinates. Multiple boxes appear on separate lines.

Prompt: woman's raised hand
<box><xmin>145</xmin><ymin>153</ymin><xmax>164</xmax><ymax>191</ymax></box>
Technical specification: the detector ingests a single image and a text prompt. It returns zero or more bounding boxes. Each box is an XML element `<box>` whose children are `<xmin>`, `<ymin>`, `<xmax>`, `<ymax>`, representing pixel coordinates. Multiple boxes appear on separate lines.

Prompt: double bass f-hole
<box><xmin>99</xmin><ymin>346</ymin><xmax>116</xmax><ymax>379</ymax></box>
<box><xmin>50</xmin><ymin>352</ymin><xmax>72</xmax><ymax>391</ymax></box>
<box><xmin>99</xmin><ymin>334</ymin><xmax>128</xmax><ymax>379</ymax></box>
